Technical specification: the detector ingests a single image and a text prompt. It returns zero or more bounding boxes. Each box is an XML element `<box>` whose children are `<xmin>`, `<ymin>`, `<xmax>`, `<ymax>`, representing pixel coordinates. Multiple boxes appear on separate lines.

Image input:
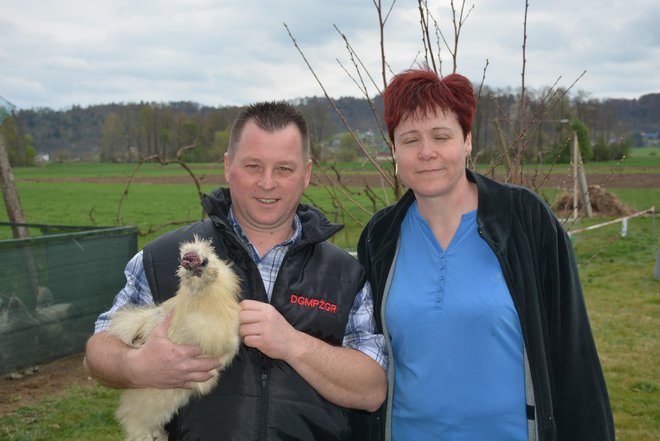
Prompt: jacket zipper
<box><xmin>259</xmin><ymin>359</ymin><xmax>270</xmax><ymax>440</ymax></box>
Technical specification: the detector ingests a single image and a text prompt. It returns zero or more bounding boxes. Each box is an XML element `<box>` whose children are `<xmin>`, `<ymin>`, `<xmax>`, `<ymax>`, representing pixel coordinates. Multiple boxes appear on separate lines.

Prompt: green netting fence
<box><xmin>0</xmin><ymin>222</ymin><xmax>137</xmax><ymax>375</ymax></box>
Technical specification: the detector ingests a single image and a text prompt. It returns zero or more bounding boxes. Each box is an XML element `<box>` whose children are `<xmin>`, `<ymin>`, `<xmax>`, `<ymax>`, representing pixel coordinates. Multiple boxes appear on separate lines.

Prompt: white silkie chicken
<box><xmin>108</xmin><ymin>236</ymin><xmax>241</xmax><ymax>441</ymax></box>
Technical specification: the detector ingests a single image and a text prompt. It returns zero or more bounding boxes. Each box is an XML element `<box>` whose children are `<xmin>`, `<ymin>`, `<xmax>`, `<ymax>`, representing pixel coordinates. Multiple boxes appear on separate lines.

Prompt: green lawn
<box><xmin>0</xmin><ymin>386</ymin><xmax>120</xmax><ymax>441</ymax></box>
<box><xmin>571</xmin><ymin>218</ymin><xmax>659</xmax><ymax>441</ymax></box>
<box><xmin>10</xmin><ymin>162</ymin><xmax>224</xmax><ymax>179</ymax></box>
<box><xmin>2</xmin><ymin>181</ymin><xmax>214</xmax><ymax>248</ymax></box>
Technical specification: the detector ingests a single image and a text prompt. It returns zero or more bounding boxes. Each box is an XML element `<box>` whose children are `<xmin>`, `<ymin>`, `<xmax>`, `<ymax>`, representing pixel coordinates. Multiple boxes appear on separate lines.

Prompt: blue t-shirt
<box><xmin>385</xmin><ymin>202</ymin><xmax>527</xmax><ymax>441</ymax></box>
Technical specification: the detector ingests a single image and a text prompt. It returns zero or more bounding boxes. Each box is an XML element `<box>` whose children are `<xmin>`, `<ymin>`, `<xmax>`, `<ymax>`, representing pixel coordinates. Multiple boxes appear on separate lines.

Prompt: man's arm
<box><xmin>84</xmin><ymin>250</ymin><xmax>221</xmax><ymax>390</ymax></box>
<box><xmin>84</xmin><ymin>311</ymin><xmax>221</xmax><ymax>390</ymax></box>
<box><xmin>239</xmin><ymin>299</ymin><xmax>387</xmax><ymax>412</ymax></box>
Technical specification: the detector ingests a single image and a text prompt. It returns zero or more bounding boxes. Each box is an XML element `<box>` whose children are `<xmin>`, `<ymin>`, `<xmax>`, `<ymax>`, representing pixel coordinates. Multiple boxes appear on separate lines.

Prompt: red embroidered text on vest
<box><xmin>290</xmin><ymin>294</ymin><xmax>337</xmax><ymax>313</ymax></box>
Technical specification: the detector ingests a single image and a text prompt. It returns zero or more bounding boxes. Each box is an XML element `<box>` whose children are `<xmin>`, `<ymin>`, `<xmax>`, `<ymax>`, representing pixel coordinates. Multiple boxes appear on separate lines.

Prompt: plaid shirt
<box><xmin>95</xmin><ymin>210</ymin><xmax>387</xmax><ymax>370</ymax></box>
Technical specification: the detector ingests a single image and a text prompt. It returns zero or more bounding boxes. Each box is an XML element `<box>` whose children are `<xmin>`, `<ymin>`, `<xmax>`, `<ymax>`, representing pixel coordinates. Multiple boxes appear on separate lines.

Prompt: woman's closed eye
<box><xmin>401</xmin><ymin>137</ymin><xmax>419</xmax><ymax>145</ymax></box>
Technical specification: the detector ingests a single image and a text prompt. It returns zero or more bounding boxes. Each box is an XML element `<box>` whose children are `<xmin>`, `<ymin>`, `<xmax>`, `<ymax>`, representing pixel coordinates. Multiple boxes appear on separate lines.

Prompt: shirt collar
<box><xmin>227</xmin><ymin>207</ymin><xmax>302</xmax><ymax>258</ymax></box>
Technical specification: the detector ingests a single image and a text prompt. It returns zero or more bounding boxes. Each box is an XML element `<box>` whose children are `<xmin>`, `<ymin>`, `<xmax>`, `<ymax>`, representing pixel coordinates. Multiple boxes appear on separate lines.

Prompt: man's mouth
<box><xmin>257</xmin><ymin>198</ymin><xmax>277</xmax><ymax>204</ymax></box>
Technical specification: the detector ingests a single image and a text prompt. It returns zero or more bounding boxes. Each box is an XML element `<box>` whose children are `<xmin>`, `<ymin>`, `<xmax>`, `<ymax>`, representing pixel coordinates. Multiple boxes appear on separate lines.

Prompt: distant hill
<box><xmin>8</xmin><ymin>92</ymin><xmax>659</xmax><ymax>162</ymax></box>
<box><xmin>603</xmin><ymin>93</ymin><xmax>660</xmax><ymax>133</ymax></box>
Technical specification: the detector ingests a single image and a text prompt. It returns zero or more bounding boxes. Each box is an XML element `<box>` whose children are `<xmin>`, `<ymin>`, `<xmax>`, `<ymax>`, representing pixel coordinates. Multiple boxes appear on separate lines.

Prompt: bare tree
<box><xmin>0</xmin><ymin>112</ymin><xmax>40</xmax><ymax>311</ymax></box>
<box><xmin>285</xmin><ymin>0</ymin><xmax>477</xmax><ymax>226</ymax></box>
<box><xmin>283</xmin><ymin>0</ymin><xmax>607</xmax><ymax>235</ymax></box>
<box><xmin>0</xmin><ymin>122</ymin><xmax>29</xmax><ymax>239</ymax></box>
<box><xmin>115</xmin><ymin>143</ymin><xmax>205</xmax><ymax>236</ymax></box>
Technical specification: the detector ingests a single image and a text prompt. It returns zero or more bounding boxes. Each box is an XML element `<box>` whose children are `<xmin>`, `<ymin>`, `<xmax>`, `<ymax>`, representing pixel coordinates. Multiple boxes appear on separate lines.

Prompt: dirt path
<box><xmin>19</xmin><ymin>172</ymin><xmax>660</xmax><ymax>188</ymax></box>
<box><xmin>0</xmin><ymin>353</ymin><xmax>94</xmax><ymax>417</ymax></box>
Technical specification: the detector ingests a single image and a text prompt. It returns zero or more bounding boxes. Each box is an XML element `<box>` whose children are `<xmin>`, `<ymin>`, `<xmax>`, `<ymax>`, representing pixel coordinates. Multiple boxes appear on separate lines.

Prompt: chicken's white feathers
<box><xmin>108</xmin><ymin>235</ymin><xmax>241</xmax><ymax>441</ymax></box>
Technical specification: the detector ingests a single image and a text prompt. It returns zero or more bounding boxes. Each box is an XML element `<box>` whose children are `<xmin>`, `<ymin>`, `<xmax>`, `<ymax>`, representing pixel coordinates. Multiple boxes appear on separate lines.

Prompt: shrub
<box><xmin>592</xmin><ymin>142</ymin><xmax>611</xmax><ymax>162</ymax></box>
<box><xmin>610</xmin><ymin>139</ymin><xmax>631</xmax><ymax>160</ymax></box>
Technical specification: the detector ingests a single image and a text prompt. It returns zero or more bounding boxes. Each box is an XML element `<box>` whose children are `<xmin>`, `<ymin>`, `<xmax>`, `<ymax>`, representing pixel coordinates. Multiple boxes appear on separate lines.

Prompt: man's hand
<box><xmin>237</xmin><ymin>299</ymin><xmax>386</xmax><ymax>411</ymax></box>
<box><xmin>84</xmin><ymin>312</ymin><xmax>220</xmax><ymax>390</ymax></box>
<box><xmin>238</xmin><ymin>299</ymin><xmax>300</xmax><ymax>360</ymax></box>
<box><xmin>127</xmin><ymin>312</ymin><xmax>221</xmax><ymax>389</ymax></box>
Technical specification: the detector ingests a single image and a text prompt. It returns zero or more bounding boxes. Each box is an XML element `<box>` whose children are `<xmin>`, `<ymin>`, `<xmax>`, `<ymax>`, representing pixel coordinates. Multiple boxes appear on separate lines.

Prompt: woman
<box><xmin>357</xmin><ymin>68</ymin><xmax>614</xmax><ymax>441</ymax></box>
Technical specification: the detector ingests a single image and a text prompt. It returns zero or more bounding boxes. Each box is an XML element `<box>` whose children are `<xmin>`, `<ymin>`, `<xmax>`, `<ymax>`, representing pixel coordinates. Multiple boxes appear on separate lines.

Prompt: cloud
<box><xmin>0</xmin><ymin>0</ymin><xmax>657</xmax><ymax>109</ymax></box>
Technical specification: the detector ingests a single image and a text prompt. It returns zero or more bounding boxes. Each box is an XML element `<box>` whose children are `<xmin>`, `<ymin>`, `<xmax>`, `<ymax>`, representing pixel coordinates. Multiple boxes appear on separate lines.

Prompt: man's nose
<box><xmin>258</xmin><ymin>170</ymin><xmax>276</xmax><ymax>189</ymax></box>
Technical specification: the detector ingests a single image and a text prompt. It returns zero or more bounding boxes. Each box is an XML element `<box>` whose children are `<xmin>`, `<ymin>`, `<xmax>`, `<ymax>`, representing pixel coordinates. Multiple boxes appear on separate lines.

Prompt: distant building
<box><xmin>640</xmin><ymin>132</ymin><xmax>660</xmax><ymax>146</ymax></box>
<box><xmin>35</xmin><ymin>152</ymin><xmax>50</xmax><ymax>163</ymax></box>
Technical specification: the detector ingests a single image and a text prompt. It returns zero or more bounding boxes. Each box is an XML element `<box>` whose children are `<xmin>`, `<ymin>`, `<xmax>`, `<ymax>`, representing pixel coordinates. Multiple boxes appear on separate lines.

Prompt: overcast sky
<box><xmin>1</xmin><ymin>0</ymin><xmax>658</xmax><ymax>111</ymax></box>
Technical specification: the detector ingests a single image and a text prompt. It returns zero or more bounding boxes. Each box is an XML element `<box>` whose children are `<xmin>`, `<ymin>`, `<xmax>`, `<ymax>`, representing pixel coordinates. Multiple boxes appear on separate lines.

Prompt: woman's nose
<box><xmin>418</xmin><ymin>138</ymin><xmax>437</xmax><ymax>160</ymax></box>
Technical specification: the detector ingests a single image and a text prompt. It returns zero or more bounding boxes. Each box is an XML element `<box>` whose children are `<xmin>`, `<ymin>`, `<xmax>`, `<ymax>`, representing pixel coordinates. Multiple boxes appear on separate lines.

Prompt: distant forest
<box><xmin>2</xmin><ymin>89</ymin><xmax>659</xmax><ymax>166</ymax></box>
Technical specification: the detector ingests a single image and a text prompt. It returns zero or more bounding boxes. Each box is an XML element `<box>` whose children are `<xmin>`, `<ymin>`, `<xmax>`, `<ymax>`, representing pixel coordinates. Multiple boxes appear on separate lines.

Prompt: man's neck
<box><xmin>242</xmin><ymin>224</ymin><xmax>295</xmax><ymax>257</ymax></box>
<box><xmin>228</xmin><ymin>210</ymin><xmax>297</xmax><ymax>258</ymax></box>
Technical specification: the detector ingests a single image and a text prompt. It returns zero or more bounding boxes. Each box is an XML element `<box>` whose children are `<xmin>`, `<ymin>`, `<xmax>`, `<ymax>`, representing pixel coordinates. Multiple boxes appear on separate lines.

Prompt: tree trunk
<box><xmin>0</xmin><ymin>130</ymin><xmax>29</xmax><ymax>238</ymax></box>
<box><xmin>0</xmin><ymin>129</ymin><xmax>40</xmax><ymax>311</ymax></box>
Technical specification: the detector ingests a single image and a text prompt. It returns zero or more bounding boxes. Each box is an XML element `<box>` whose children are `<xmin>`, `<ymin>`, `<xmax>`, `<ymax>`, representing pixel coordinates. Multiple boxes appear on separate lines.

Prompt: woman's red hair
<box><xmin>383</xmin><ymin>69</ymin><xmax>476</xmax><ymax>144</ymax></box>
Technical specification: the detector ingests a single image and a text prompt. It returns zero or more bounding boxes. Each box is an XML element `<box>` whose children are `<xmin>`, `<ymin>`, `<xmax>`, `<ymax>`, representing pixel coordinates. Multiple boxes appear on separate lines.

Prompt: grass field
<box><xmin>0</xmin><ymin>158</ymin><xmax>658</xmax><ymax>440</ymax></box>
<box><xmin>6</xmin><ymin>144</ymin><xmax>660</xmax><ymax>180</ymax></box>
<box><xmin>3</xmin><ymin>148</ymin><xmax>659</xmax><ymax>248</ymax></box>
<box><xmin>571</xmin><ymin>218</ymin><xmax>659</xmax><ymax>440</ymax></box>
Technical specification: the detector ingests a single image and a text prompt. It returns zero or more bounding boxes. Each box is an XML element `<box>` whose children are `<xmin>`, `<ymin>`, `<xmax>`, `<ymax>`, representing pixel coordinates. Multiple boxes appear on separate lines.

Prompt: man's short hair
<box><xmin>228</xmin><ymin>101</ymin><xmax>311</xmax><ymax>161</ymax></box>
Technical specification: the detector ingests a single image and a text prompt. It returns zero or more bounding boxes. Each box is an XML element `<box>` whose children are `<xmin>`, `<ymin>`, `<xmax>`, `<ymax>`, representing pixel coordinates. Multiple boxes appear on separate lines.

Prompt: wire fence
<box><xmin>567</xmin><ymin>206</ymin><xmax>656</xmax><ymax>238</ymax></box>
<box><xmin>0</xmin><ymin>223</ymin><xmax>137</xmax><ymax>375</ymax></box>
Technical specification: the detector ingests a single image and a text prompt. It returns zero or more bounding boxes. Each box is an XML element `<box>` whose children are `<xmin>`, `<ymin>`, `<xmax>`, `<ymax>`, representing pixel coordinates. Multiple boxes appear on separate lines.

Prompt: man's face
<box><xmin>224</xmin><ymin>120</ymin><xmax>311</xmax><ymax>235</ymax></box>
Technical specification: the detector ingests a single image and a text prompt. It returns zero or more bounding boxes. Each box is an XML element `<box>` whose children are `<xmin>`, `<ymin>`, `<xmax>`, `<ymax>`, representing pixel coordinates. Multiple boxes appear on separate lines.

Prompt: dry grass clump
<box><xmin>552</xmin><ymin>185</ymin><xmax>634</xmax><ymax>217</ymax></box>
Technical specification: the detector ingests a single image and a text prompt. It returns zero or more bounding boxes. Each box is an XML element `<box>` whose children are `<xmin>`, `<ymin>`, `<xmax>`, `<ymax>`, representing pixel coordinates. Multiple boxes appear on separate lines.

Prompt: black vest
<box><xmin>142</xmin><ymin>191</ymin><xmax>368</xmax><ymax>440</ymax></box>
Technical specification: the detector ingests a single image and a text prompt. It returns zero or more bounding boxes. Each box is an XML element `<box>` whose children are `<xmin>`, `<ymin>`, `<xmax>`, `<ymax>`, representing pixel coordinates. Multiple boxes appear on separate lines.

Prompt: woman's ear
<box><xmin>391</xmin><ymin>146</ymin><xmax>398</xmax><ymax>174</ymax></box>
<box><xmin>465</xmin><ymin>133</ymin><xmax>473</xmax><ymax>155</ymax></box>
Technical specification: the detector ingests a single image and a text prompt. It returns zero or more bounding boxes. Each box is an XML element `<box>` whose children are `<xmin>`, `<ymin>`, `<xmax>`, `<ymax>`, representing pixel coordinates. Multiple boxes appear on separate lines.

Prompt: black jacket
<box><xmin>357</xmin><ymin>170</ymin><xmax>615</xmax><ymax>441</ymax></box>
<box><xmin>143</xmin><ymin>188</ymin><xmax>368</xmax><ymax>440</ymax></box>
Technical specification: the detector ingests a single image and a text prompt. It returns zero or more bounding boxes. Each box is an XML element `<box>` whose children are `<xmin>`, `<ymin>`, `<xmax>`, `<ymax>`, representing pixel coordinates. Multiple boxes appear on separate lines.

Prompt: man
<box><xmin>84</xmin><ymin>101</ymin><xmax>387</xmax><ymax>440</ymax></box>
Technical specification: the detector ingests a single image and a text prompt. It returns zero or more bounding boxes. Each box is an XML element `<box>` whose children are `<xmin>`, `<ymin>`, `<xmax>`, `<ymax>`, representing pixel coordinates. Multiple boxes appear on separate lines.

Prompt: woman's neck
<box><xmin>415</xmin><ymin>180</ymin><xmax>478</xmax><ymax>249</ymax></box>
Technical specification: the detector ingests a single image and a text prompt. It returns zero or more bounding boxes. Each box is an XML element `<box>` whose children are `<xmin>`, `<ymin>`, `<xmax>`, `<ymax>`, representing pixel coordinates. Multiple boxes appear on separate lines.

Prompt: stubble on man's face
<box><xmin>224</xmin><ymin>121</ymin><xmax>311</xmax><ymax>236</ymax></box>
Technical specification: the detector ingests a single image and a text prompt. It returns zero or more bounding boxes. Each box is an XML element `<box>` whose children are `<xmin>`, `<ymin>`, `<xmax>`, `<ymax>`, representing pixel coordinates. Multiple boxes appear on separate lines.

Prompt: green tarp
<box><xmin>0</xmin><ymin>224</ymin><xmax>137</xmax><ymax>375</ymax></box>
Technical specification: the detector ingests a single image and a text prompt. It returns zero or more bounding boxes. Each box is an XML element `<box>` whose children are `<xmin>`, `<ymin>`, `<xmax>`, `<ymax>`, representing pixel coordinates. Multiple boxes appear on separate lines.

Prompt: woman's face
<box><xmin>393</xmin><ymin>108</ymin><xmax>471</xmax><ymax>200</ymax></box>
